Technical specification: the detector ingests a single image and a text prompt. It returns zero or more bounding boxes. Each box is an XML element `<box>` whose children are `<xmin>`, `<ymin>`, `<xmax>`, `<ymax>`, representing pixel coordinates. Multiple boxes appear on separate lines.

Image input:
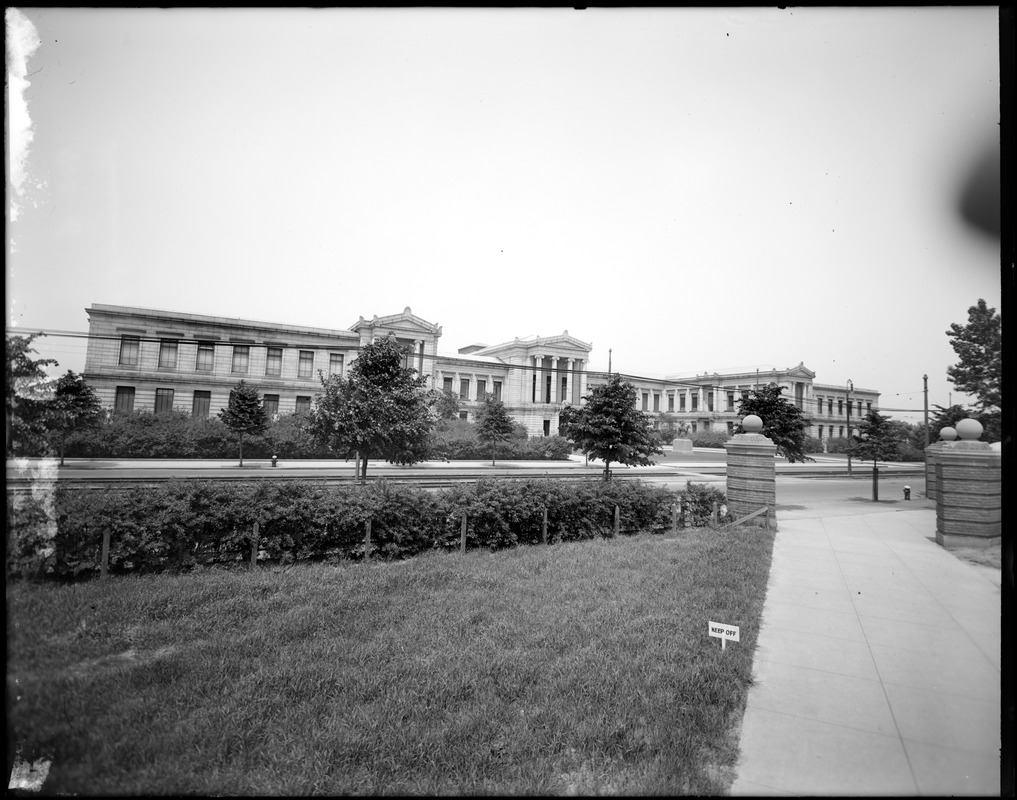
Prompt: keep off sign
<box><xmin>709</xmin><ymin>621</ymin><xmax>740</xmax><ymax>650</ymax></box>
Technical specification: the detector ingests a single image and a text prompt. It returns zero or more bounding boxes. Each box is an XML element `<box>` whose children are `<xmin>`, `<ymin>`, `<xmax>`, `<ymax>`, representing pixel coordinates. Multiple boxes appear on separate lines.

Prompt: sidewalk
<box><xmin>730</xmin><ymin>508</ymin><xmax>1001</xmax><ymax>796</ymax></box>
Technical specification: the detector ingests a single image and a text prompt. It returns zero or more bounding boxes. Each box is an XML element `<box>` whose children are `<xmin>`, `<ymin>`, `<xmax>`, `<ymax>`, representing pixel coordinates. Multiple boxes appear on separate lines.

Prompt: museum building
<box><xmin>82</xmin><ymin>304</ymin><xmax>879</xmax><ymax>439</ymax></box>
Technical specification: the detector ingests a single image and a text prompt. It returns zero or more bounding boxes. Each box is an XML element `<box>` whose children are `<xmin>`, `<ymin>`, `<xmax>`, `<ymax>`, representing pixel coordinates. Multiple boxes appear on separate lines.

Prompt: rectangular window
<box><xmin>119</xmin><ymin>336</ymin><xmax>140</xmax><ymax>367</ymax></box>
<box><xmin>544</xmin><ymin>375</ymin><xmax>552</xmax><ymax>404</ymax></box>
<box><xmin>866</xmin><ymin>401</ymin><xmax>871</xmax><ymax>413</ymax></box>
<box><xmin>543</xmin><ymin>419</ymin><xmax>551</xmax><ymax>437</ymax></box>
<box><xmin>727</xmin><ymin>421</ymin><xmax>734</xmax><ymax>435</ymax></box>
<box><xmin>265</xmin><ymin>347</ymin><xmax>282</xmax><ymax>377</ymax></box>
<box><xmin>263</xmin><ymin>394</ymin><xmax>279</xmax><ymax>417</ymax></box>
<box><xmin>827</xmin><ymin>399</ymin><xmax>833</xmax><ymax>415</ymax></box>
<box><xmin>328</xmin><ymin>353</ymin><xmax>344</xmax><ymax>377</ymax></box>
<box><xmin>460</xmin><ymin>378</ymin><xmax>470</xmax><ymax>400</ymax></box>
<box><xmin>232</xmin><ymin>345</ymin><xmax>249</xmax><ymax>374</ymax></box>
<box><xmin>727</xmin><ymin>391</ymin><xmax>735</xmax><ymax>411</ymax></box>
<box><xmin>691</xmin><ymin>422</ymin><xmax>698</xmax><ymax>433</ymax></box>
<box><xmin>192</xmin><ymin>390</ymin><xmax>211</xmax><ymax>419</ymax></box>
<box><xmin>295</xmin><ymin>396</ymin><xmax>311</xmax><ymax>414</ymax></box>
<box><xmin>477</xmin><ymin>379</ymin><xmax>487</xmax><ymax>401</ymax></box>
<box><xmin>114</xmin><ymin>386</ymin><xmax>135</xmax><ymax>413</ymax></box>
<box><xmin>839</xmin><ymin>426</ymin><xmax>844</xmax><ymax>438</ymax></box>
<box><xmin>680</xmin><ymin>394</ymin><xmax>686</xmax><ymax>412</ymax></box>
<box><xmin>817</xmin><ymin>425</ymin><xmax>823</xmax><ymax>439</ymax></box>
<box><xmin>155</xmin><ymin>388</ymin><xmax>174</xmax><ymax>414</ymax></box>
<box><xmin>298</xmin><ymin>350</ymin><xmax>314</xmax><ymax>379</ymax></box>
<box><xmin>443</xmin><ymin>377</ymin><xmax>453</xmax><ymax>394</ymax></box>
<box><xmin>692</xmin><ymin>395</ymin><xmax>699</xmax><ymax>412</ymax></box>
<box><xmin>838</xmin><ymin>399</ymin><xmax>843</xmax><ymax>415</ymax></box>
<box><xmin>707</xmin><ymin>392</ymin><xmax>714</xmax><ymax>412</ymax></box>
<box><xmin>532</xmin><ymin>375</ymin><xmax>537</xmax><ymax>403</ymax></box>
<box><xmin>653</xmin><ymin>394</ymin><xmax>660</xmax><ymax>412</ymax></box>
<box><xmin>668</xmin><ymin>394</ymin><xmax>674</xmax><ymax>412</ymax></box>
<box><xmin>493</xmin><ymin>381</ymin><xmax>502</xmax><ymax>402</ymax></box>
<box><xmin>561</xmin><ymin>377</ymin><xmax>567</xmax><ymax>403</ymax></box>
<box><xmin>196</xmin><ymin>341</ymin><xmax>215</xmax><ymax>372</ymax></box>
<box><xmin>642</xmin><ymin>393</ymin><xmax>649</xmax><ymax>411</ymax></box>
<box><xmin>459</xmin><ymin>411</ymin><xmax>469</xmax><ymax>421</ymax></box>
<box><xmin>158</xmin><ymin>340</ymin><xmax>178</xmax><ymax>369</ymax></box>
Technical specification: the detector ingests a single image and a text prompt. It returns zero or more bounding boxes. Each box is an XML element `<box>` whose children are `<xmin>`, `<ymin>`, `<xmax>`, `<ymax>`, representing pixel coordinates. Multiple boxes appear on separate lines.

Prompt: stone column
<box><xmin>577</xmin><ymin>360</ymin><xmax>587</xmax><ymax>405</ymax></box>
<box><xmin>551</xmin><ymin>357</ymin><xmax>559</xmax><ymax>403</ymax></box>
<box><xmin>724</xmin><ymin>414</ymin><xmax>777</xmax><ymax>528</ymax></box>
<box><xmin>533</xmin><ymin>355</ymin><xmax>541</xmax><ymax>403</ymax></box>
<box><xmin>935</xmin><ymin>419</ymin><xmax>1001</xmax><ymax>548</ymax></box>
<box><xmin>924</xmin><ymin>426</ymin><xmax>958</xmax><ymax>501</ymax></box>
<box><xmin>565</xmin><ymin>358</ymin><xmax>573</xmax><ymax>405</ymax></box>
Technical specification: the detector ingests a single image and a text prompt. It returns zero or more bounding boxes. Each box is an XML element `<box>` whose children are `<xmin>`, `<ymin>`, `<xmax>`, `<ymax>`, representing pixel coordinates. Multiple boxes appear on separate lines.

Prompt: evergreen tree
<box><xmin>850</xmin><ymin>410</ymin><xmax>907</xmax><ymax>465</ymax></box>
<box><xmin>49</xmin><ymin>371</ymin><xmax>104</xmax><ymax>466</ymax></box>
<box><xmin>559</xmin><ymin>375</ymin><xmax>662</xmax><ymax>481</ymax></box>
<box><xmin>307</xmin><ymin>335</ymin><xmax>433</xmax><ymax>482</ymax></box>
<box><xmin>475</xmin><ymin>397</ymin><xmax>516</xmax><ymax>466</ymax></box>
<box><xmin>218</xmin><ymin>380</ymin><xmax>268</xmax><ymax>466</ymax></box>
<box><xmin>946</xmin><ymin>299</ymin><xmax>1001</xmax><ymax>412</ymax></box>
<box><xmin>736</xmin><ymin>383</ymin><xmax>813</xmax><ymax>463</ymax></box>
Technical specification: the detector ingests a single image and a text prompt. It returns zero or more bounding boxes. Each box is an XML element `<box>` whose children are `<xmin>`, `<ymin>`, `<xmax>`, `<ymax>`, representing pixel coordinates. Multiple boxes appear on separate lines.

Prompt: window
<box><xmin>158</xmin><ymin>340</ymin><xmax>178</xmax><ymax>369</ymax></box>
<box><xmin>839</xmin><ymin>426</ymin><xmax>844</xmax><ymax>438</ymax></box>
<box><xmin>653</xmin><ymin>394</ymin><xmax>660</xmax><ymax>412</ymax></box>
<box><xmin>114</xmin><ymin>386</ymin><xmax>135</xmax><ymax>413</ymax></box>
<box><xmin>196</xmin><ymin>341</ymin><xmax>215</xmax><ymax>372</ymax></box>
<box><xmin>727</xmin><ymin>391</ymin><xmax>735</xmax><ymax>411</ymax></box>
<box><xmin>232</xmin><ymin>345</ymin><xmax>249</xmax><ymax>374</ymax></box>
<box><xmin>642</xmin><ymin>393</ymin><xmax>649</xmax><ymax>411</ymax></box>
<box><xmin>295</xmin><ymin>396</ymin><xmax>311</xmax><ymax>414</ymax></box>
<box><xmin>460</xmin><ymin>378</ymin><xmax>470</xmax><ymax>400</ymax></box>
<box><xmin>707</xmin><ymin>392</ymin><xmax>714</xmax><ymax>412</ymax></box>
<box><xmin>692</xmin><ymin>394</ymin><xmax>699</xmax><ymax>412</ymax></box>
<box><xmin>298</xmin><ymin>351</ymin><xmax>314</xmax><ymax>379</ymax></box>
<box><xmin>544</xmin><ymin>375</ymin><xmax>552</xmax><ymax>404</ymax></box>
<box><xmin>459</xmin><ymin>411</ymin><xmax>468</xmax><ymax>421</ymax></box>
<box><xmin>668</xmin><ymin>394</ymin><xmax>674</xmax><ymax>412</ymax></box>
<box><xmin>827</xmin><ymin>399</ymin><xmax>833</xmax><ymax>415</ymax></box>
<box><xmin>866</xmin><ymin>401</ymin><xmax>871</xmax><ymax>413</ymax></box>
<box><xmin>679</xmin><ymin>394</ymin><xmax>686</xmax><ymax>412</ymax></box>
<box><xmin>691</xmin><ymin>422</ymin><xmax>698</xmax><ymax>433</ymax></box>
<box><xmin>543</xmin><ymin>420</ymin><xmax>551</xmax><ymax>437</ymax></box>
<box><xmin>817</xmin><ymin>425</ymin><xmax>823</xmax><ymax>439</ymax></box>
<box><xmin>838</xmin><ymin>399</ymin><xmax>843</xmax><ymax>415</ymax></box>
<box><xmin>328</xmin><ymin>353</ymin><xmax>344</xmax><ymax>377</ymax></box>
<box><xmin>443</xmin><ymin>377</ymin><xmax>453</xmax><ymax>394</ymax></box>
<box><xmin>727</xmin><ymin>421</ymin><xmax>734</xmax><ymax>435</ymax></box>
<box><xmin>493</xmin><ymin>381</ymin><xmax>502</xmax><ymax>402</ymax></box>
<box><xmin>266</xmin><ymin>347</ymin><xmax>282</xmax><ymax>377</ymax></box>
<box><xmin>155</xmin><ymin>388</ymin><xmax>174</xmax><ymax>414</ymax></box>
<box><xmin>477</xmin><ymin>379</ymin><xmax>487</xmax><ymax>401</ymax></box>
<box><xmin>119</xmin><ymin>336</ymin><xmax>140</xmax><ymax>367</ymax></box>
<box><xmin>532</xmin><ymin>374</ymin><xmax>537</xmax><ymax>402</ymax></box>
<box><xmin>561</xmin><ymin>377</ymin><xmax>567</xmax><ymax>403</ymax></box>
<box><xmin>192</xmin><ymin>390</ymin><xmax>211</xmax><ymax>419</ymax></box>
<box><xmin>263</xmin><ymin>394</ymin><xmax>279</xmax><ymax>417</ymax></box>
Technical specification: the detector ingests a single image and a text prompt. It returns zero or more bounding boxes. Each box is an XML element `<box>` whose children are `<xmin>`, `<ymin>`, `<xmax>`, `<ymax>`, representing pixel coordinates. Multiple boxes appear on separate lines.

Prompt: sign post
<box><xmin>708</xmin><ymin>621</ymin><xmax>740</xmax><ymax>651</ymax></box>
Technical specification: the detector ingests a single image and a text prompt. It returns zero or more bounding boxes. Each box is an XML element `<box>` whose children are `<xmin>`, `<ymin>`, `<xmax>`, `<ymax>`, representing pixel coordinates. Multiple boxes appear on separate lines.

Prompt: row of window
<box><xmin>816</xmin><ymin>425</ymin><xmax>850</xmax><ymax>439</ymax></box>
<box><xmin>442</xmin><ymin>376</ymin><xmax>503</xmax><ymax>402</ymax></box>
<box><xmin>118</xmin><ymin>337</ymin><xmax>344</xmax><ymax>380</ymax></box>
<box><xmin>816</xmin><ymin>398</ymin><xmax>870</xmax><ymax>417</ymax></box>
<box><xmin>114</xmin><ymin>386</ymin><xmax>313</xmax><ymax>418</ymax></box>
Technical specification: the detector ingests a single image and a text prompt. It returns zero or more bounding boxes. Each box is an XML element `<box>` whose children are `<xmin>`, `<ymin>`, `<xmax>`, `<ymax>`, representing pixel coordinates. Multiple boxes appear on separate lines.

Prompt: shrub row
<box><xmin>7</xmin><ymin>478</ymin><xmax>730</xmax><ymax>580</ymax></box>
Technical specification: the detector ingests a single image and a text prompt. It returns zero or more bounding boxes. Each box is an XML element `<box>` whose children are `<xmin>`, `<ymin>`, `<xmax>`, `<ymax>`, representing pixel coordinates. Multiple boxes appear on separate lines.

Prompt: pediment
<box><xmin>349</xmin><ymin>307</ymin><xmax>442</xmax><ymax>337</ymax></box>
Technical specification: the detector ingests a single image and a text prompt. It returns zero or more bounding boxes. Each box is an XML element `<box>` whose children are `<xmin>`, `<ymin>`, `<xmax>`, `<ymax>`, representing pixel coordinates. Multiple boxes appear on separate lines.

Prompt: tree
<box><xmin>475</xmin><ymin>397</ymin><xmax>515</xmax><ymax>466</ymax></box>
<box><xmin>946</xmin><ymin>299</ymin><xmax>1001</xmax><ymax>412</ymax></box>
<box><xmin>735</xmin><ymin>383</ymin><xmax>813</xmax><ymax>463</ymax></box>
<box><xmin>6</xmin><ymin>334</ymin><xmax>58</xmax><ymax>457</ymax></box>
<box><xmin>558</xmin><ymin>375</ymin><xmax>662</xmax><ymax>481</ymax></box>
<box><xmin>48</xmin><ymin>371</ymin><xmax>104</xmax><ymax>466</ymax></box>
<box><xmin>929</xmin><ymin>403</ymin><xmax>1000</xmax><ymax>443</ymax></box>
<box><xmin>850</xmin><ymin>410</ymin><xmax>907</xmax><ymax>465</ymax></box>
<box><xmin>218</xmin><ymin>380</ymin><xmax>268</xmax><ymax>466</ymax></box>
<box><xmin>307</xmin><ymin>335</ymin><xmax>433</xmax><ymax>482</ymax></box>
<box><xmin>431</xmin><ymin>389</ymin><xmax>461</xmax><ymax>420</ymax></box>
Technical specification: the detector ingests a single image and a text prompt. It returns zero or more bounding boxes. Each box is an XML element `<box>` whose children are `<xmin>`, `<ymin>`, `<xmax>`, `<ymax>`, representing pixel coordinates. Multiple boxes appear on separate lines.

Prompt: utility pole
<box><xmin>846</xmin><ymin>379</ymin><xmax>853</xmax><ymax>477</ymax></box>
<box><xmin>923</xmin><ymin>374</ymin><xmax>929</xmax><ymax>447</ymax></box>
<box><xmin>608</xmin><ymin>348</ymin><xmax>612</xmax><ymax>376</ymax></box>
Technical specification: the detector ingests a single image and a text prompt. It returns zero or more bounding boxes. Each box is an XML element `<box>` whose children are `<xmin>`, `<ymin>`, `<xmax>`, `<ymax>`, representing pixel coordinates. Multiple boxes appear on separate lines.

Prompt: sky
<box><xmin>6</xmin><ymin>7</ymin><xmax>1001</xmax><ymax>424</ymax></box>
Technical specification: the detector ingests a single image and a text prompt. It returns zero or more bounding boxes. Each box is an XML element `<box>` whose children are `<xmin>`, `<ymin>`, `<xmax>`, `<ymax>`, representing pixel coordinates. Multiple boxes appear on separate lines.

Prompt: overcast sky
<box><xmin>6</xmin><ymin>7</ymin><xmax>1000</xmax><ymax>423</ymax></box>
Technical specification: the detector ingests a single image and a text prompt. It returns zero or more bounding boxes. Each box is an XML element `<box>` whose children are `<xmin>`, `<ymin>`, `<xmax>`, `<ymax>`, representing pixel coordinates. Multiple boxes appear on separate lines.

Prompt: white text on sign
<box><xmin>708</xmin><ymin>622</ymin><xmax>740</xmax><ymax>642</ymax></box>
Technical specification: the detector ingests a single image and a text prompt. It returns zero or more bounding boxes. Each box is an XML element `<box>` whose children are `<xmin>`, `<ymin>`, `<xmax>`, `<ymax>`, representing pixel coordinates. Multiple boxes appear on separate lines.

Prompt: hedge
<box><xmin>7</xmin><ymin>478</ymin><xmax>730</xmax><ymax>581</ymax></box>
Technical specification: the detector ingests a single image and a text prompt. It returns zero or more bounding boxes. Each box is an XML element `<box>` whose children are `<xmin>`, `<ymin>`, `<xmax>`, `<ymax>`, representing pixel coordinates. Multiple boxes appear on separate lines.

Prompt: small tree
<box><xmin>736</xmin><ymin>383</ymin><xmax>813</xmax><ymax>463</ymax></box>
<box><xmin>559</xmin><ymin>375</ymin><xmax>662</xmax><ymax>481</ymax></box>
<box><xmin>218</xmin><ymin>380</ymin><xmax>268</xmax><ymax>466</ymax></box>
<box><xmin>431</xmin><ymin>389</ymin><xmax>461</xmax><ymax>420</ymax></box>
<box><xmin>946</xmin><ymin>299</ymin><xmax>1001</xmax><ymax>413</ymax></box>
<box><xmin>6</xmin><ymin>333</ymin><xmax>58</xmax><ymax>457</ymax></box>
<box><xmin>851</xmin><ymin>410</ymin><xmax>906</xmax><ymax>467</ymax></box>
<box><xmin>48</xmin><ymin>371</ymin><xmax>104</xmax><ymax>466</ymax></box>
<box><xmin>475</xmin><ymin>397</ymin><xmax>515</xmax><ymax>466</ymax></box>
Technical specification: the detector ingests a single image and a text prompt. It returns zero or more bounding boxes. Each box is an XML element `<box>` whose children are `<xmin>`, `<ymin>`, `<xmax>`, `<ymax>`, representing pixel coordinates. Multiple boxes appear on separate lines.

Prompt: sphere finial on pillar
<box><xmin>939</xmin><ymin>426</ymin><xmax>958</xmax><ymax>441</ymax></box>
<box><xmin>742</xmin><ymin>414</ymin><xmax>763</xmax><ymax>433</ymax></box>
<box><xmin>955</xmin><ymin>418</ymin><xmax>983</xmax><ymax>441</ymax></box>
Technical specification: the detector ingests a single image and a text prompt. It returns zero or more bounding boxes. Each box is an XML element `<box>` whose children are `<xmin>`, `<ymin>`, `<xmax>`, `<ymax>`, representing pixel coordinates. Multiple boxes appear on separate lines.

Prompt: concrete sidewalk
<box><xmin>730</xmin><ymin>508</ymin><xmax>1001</xmax><ymax>796</ymax></box>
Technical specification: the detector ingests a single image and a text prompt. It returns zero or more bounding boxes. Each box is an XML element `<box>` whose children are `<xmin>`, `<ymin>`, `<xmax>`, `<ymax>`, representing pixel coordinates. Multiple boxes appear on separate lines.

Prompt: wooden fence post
<box><xmin>100</xmin><ymin>528</ymin><xmax>111</xmax><ymax>580</ymax></box>
<box><xmin>614</xmin><ymin>505</ymin><xmax>620</xmax><ymax>536</ymax></box>
<box><xmin>460</xmin><ymin>511</ymin><xmax>467</xmax><ymax>554</ymax></box>
<box><xmin>250</xmin><ymin>521</ymin><xmax>259</xmax><ymax>570</ymax></box>
<box><xmin>365</xmin><ymin>518</ymin><xmax>372</xmax><ymax>560</ymax></box>
<box><xmin>542</xmin><ymin>508</ymin><xmax>548</xmax><ymax>545</ymax></box>
<box><xmin>712</xmin><ymin>502</ymin><xmax>718</xmax><ymax>525</ymax></box>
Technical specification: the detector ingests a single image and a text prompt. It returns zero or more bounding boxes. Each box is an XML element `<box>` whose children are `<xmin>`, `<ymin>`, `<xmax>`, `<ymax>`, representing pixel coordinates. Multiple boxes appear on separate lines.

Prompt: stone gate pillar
<box><xmin>724</xmin><ymin>414</ymin><xmax>777</xmax><ymax>528</ymax></box>
<box><xmin>935</xmin><ymin>419</ymin><xmax>1001</xmax><ymax>548</ymax></box>
<box><xmin>924</xmin><ymin>425</ymin><xmax>957</xmax><ymax>501</ymax></box>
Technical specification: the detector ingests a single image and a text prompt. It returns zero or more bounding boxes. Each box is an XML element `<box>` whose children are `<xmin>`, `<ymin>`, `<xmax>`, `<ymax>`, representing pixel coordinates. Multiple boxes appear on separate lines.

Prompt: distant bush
<box><xmin>823</xmin><ymin>436</ymin><xmax>853</xmax><ymax>454</ymax></box>
<box><xmin>691</xmin><ymin>430</ymin><xmax>729</xmax><ymax>448</ymax></box>
<box><xmin>9</xmin><ymin>478</ymin><xmax>728</xmax><ymax>580</ymax></box>
<box><xmin>802</xmin><ymin>436</ymin><xmax>825</xmax><ymax>454</ymax></box>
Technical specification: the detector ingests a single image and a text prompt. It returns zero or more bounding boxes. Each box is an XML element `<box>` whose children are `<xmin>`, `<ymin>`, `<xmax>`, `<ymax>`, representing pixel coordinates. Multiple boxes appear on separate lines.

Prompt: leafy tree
<box><xmin>307</xmin><ymin>335</ymin><xmax>433</xmax><ymax>482</ymax></box>
<box><xmin>735</xmin><ymin>383</ymin><xmax>813</xmax><ymax>463</ymax></box>
<box><xmin>218</xmin><ymin>380</ymin><xmax>268</xmax><ymax>466</ymax></box>
<box><xmin>946</xmin><ymin>299</ymin><xmax>1001</xmax><ymax>412</ymax></box>
<box><xmin>431</xmin><ymin>389</ymin><xmax>461</xmax><ymax>420</ymax></box>
<box><xmin>929</xmin><ymin>403</ymin><xmax>1000</xmax><ymax>443</ymax></box>
<box><xmin>559</xmin><ymin>374</ymin><xmax>662</xmax><ymax>481</ymax></box>
<box><xmin>6</xmin><ymin>333</ymin><xmax>58</xmax><ymax>457</ymax></box>
<box><xmin>48</xmin><ymin>371</ymin><xmax>104</xmax><ymax>466</ymax></box>
<box><xmin>850</xmin><ymin>410</ymin><xmax>907</xmax><ymax>465</ymax></box>
<box><xmin>653</xmin><ymin>411</ymin><xmax>690</xmax><ymax>444</ymax></box>
<box><xmin>475</xmin><ymin>397</ymin><xmax>516</xmax><ymax>466</ymax></box>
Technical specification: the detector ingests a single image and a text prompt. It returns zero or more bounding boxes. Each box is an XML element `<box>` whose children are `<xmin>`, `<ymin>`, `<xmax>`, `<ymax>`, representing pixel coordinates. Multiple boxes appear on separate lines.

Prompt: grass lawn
<box><xmin>8</xmin><ymin>526</ymin><xmax>774</xmax><ymax>795</ymax></box>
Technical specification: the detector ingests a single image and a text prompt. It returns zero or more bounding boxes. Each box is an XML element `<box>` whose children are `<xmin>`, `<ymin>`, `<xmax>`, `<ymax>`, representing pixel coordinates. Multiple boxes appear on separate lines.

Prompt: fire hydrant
<box><xmin>903</xmin><ymin>485</ymin><xmax>910</xmax><ymax>500</ymax></box>
<box><xmin>272</xmin><ymin>454</ymin><xmax>278</xmax><ymax>468</ymax></box>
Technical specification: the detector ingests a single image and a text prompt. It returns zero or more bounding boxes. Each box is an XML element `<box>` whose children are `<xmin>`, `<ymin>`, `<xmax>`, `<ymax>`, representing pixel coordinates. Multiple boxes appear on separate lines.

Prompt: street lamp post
<box><xmin>923</xmin><ymin>374</ymin><xmax>929</xmax><ymax>448</ymax></box>
<box><xmin>846</xmin><ymin>379</ymin><xmax>853</xmax><ymax>477</ymax></box>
